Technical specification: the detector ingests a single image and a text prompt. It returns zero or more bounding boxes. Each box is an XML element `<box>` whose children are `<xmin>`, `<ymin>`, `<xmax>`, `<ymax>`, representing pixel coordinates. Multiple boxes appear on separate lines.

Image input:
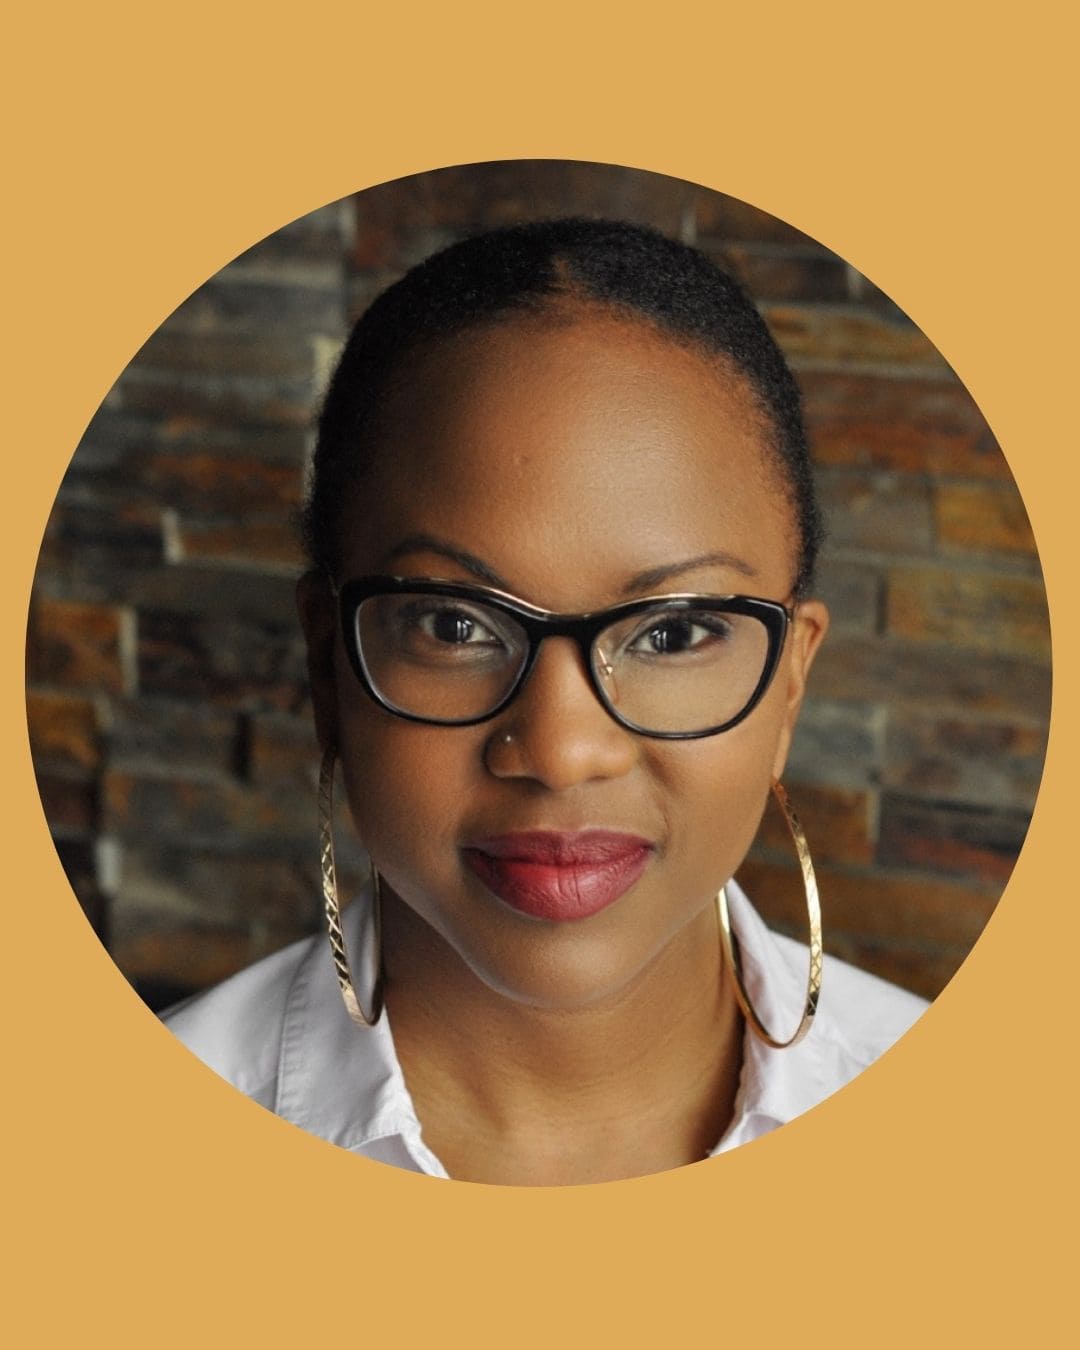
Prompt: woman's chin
<box><xmin>448</xmin><ymin>925</ymin><xmax>683</xmax><ymax>1016</ymax></box>
<box><xmin>380</xmin><ymin>876</ymin><xmax>711</xmax><ymax>1016</ymax></box>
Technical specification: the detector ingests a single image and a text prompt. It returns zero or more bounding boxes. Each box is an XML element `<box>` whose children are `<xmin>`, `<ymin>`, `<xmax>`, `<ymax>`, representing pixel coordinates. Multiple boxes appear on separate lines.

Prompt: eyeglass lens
<box><xmin>355</xmin><ymin>592</ymin><xmax>772</xmax><ymax>734</ymax></box>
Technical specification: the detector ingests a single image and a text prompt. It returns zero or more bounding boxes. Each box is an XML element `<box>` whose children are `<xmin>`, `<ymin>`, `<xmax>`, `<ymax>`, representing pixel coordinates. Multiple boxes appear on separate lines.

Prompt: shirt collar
<box><xmin>275</xmin><ymin>879</ymin><xmax>831</xmax><ymax>1172</ymax></box>
<box><xmin>708</xmin><ymin>881</ymin><xmax>832</xmax><ymax>1154</ymax></box>
<box><xmin>274</xmin><ymin>893</ymin><xmax>441</xmax><ymax>1166</ymax></box>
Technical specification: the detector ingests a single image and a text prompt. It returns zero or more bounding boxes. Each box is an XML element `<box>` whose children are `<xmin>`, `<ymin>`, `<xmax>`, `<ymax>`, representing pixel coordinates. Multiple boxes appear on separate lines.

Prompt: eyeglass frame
<box><xmin>333</xmin><ymin>575</ymin><xmax>795</xmax><ymax>741</ymax></box>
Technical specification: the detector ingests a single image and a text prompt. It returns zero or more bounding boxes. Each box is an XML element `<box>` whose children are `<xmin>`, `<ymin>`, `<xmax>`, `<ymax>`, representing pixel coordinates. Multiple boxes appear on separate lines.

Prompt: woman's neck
<box><xmin>379</xmin><ymin>892</ymin><xmax>744</xmax><ymax>1185</ymax></box>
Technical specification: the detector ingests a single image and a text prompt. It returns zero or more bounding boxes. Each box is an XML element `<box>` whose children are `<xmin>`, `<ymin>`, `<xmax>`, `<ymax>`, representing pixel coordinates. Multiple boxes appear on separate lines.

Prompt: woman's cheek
<box><xmin>338</xmin><ymin>710</ymin><xmax>474</xmax><ymax>878</ymax></box>
<box><xmin>661</xmin><ymin>728</ymin><xmax>776</xmax><ymax>893</ymax></box>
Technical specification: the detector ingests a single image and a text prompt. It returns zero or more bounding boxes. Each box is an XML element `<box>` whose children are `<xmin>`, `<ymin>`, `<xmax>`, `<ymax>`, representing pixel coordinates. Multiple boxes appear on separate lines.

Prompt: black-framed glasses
<box><xmin>335</xmin><ymin>576</ymin><xmax>793</xmax><ymax>740</ymax></box>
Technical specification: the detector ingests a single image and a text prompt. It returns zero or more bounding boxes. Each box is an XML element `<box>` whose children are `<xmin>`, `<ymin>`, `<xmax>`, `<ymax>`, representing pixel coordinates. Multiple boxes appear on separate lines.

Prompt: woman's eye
<box><xmin>412</xmin><ymin>604</ymin><xmax>501</xmax><ymax>646</ymax></box>
<box><xmin>629</xmin><ymin>613</ymin><xmax>731</xmax><ymax>656</ymax></box>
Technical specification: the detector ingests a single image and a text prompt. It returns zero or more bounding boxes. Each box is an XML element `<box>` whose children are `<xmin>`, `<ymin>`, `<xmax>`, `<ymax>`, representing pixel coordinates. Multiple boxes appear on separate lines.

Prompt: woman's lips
<box><xmin>461</xmin><ymin>831</ymin><xmax>654</xmax><ymax>922</ymax></box>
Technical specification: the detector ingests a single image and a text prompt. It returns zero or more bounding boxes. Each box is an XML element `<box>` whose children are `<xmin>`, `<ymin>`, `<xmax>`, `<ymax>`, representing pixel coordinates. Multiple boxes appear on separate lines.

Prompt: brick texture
<box><xmin>27</xmin><ymin>689</ymin><xmax>101</xmax><ymax>773</ymax></box>
<box><xmin>764</xmin><ymin>303</ymin><xmax>949</xmax><ymax>370</ymax></box>
<box><xmin>736</xmin><ymin>858</ymin><xmax>1000</xmax><ymax>1001</ymax></box>
<box><xmin>883</xmin><ymin>712</ymin><xmax>1048</xmax><ymax>812</ymax></box>
<box><xmin>885</xmin><ymin>565</ymin><xmax>1051</xmax><ymax>659</ymax></box>
<box><xmin>878</xmin><ymin>795</ymin><xmax>1030</xmax><ymax>885</ymax></box>
<box><xmin>701</xmin><ymin>242</ymin><xmax>850</xmax><ymax>303</ymax></box>
<box><xmin>812</xmin><ymin>635</ymin><xmax>1050</xmax><ymax>719</ymax></box>
<box><xmin>37</xmin><ymin>772</ymin><xmax>98</xmax><ymax>835</ymax></box>
<box><xmin>755</xmin><ymin>783</ymin><xmax>878</xmax><ymax>868</ymax></box>
<box><xmin>25</xmin><ymin>162</ymin><xmax>1049</xmax><ymax>1008</ymax></box>
<box><xmin>801</xmin><ymin>371</ymin><xmax>1010</xmax><ymax>478</ymax></box>
<box><xmin>817</xmin><ymin>469</ymin><xmax>935</xmax><ymax>555</ymax></box>
<box><xmin>936</xmin><ymin>482</ymin><xmax>1038</xmax><ymax>556</ymax></box>
<box><xmin>26</xmin><ymin>596</ymin><xmax>134</xmax><ymax>694</ymax></box>
<box><xmin>137</xmin><ymin>609</ymin><xmax>308</xmax><ymax>709</ymax></box>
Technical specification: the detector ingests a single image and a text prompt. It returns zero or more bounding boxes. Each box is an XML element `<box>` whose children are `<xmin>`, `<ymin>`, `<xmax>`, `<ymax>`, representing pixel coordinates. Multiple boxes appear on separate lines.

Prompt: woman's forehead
<box><xmin>339</xmin><ymin>314</ymin><xmax>797</xmax><ymax>602</ymax></box>
<box><xmin>379</xmin><ymin>312</ymin><xmax>768</xmax><ymax>457</ymax></box>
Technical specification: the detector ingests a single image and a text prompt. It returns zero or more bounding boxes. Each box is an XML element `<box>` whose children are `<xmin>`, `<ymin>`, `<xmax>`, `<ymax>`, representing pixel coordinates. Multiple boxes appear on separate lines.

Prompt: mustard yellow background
<box><xmin>5</xmin><ymin>3</ymin><xmax>1073</xmax><ymax>1343</ymax></box>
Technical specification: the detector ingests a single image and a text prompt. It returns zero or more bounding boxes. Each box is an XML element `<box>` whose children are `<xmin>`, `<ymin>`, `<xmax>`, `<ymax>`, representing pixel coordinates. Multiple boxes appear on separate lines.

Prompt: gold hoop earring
<box><xmin>717</xmin><ymin>779</ymin><xmax>822</xmax><ymax>1049</ymax></box>
<box><xmin>319</xmin><ymin>747</ymin><xmax>384</xmax><ymax>1027</ymax></box>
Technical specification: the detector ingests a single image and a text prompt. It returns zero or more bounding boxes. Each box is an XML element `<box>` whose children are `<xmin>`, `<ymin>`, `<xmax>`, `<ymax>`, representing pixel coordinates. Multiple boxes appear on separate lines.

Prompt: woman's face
<box><xmin>300</xmin><ymin>309</ymin><xmax>828</xmax><ymax>1011</ymax></box>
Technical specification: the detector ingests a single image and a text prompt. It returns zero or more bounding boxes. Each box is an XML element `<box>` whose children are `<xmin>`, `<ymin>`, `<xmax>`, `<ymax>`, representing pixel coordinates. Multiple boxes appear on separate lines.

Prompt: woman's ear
<box><xmin>771</xmin><ymin>599</ymin><xmax>830</xmax><ymax>781</ymax></box>
<box><xmin>296</xmin><ymin>571</ymin><xmax>339</xmax><ymax>754</ymax></box>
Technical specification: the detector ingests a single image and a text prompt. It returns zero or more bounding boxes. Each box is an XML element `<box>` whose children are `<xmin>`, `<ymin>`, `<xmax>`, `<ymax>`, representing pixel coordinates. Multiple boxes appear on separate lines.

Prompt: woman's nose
<box><xmin>484</xmin><ymin>637</ymin><xmax>638</xmax><ymax>790</ymax></box>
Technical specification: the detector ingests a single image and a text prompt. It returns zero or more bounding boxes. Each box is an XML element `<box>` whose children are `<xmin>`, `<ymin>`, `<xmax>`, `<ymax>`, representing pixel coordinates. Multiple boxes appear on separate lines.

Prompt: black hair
<box><xmin>302</xmin><ymin>217</ymin><xmax>823</xmax><ymax>595</ymax></box>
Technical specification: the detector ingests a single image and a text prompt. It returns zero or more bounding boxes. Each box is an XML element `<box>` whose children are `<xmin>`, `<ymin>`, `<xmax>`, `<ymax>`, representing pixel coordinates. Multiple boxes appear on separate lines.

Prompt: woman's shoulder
<box><xmin>160</xmin><ymin>928</ymin><xmax>323</xmax><ymax>1106</ymax></box>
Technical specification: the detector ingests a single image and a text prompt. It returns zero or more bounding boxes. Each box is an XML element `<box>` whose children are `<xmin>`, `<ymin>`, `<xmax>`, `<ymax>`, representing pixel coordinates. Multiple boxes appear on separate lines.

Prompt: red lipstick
<box><xmin>461</xmin><ymin>830</ymin><xmax>654</xmax><ymax>922</ymax></box>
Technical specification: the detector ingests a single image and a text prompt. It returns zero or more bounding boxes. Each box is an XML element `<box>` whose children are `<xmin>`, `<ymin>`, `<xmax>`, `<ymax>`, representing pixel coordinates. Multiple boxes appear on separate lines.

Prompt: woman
<box><xmin>164</xmin><ymin>218</ymin><xmax>927</xmax><ymax>1185</ymax></box>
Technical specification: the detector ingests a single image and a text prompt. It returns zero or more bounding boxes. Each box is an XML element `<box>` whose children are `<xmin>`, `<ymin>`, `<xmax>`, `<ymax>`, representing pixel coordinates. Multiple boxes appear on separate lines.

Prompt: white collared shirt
<box><xmin>163</xmin><ymin>882</ymin><xmax>928</xmax><ymax>1175</ymax></box>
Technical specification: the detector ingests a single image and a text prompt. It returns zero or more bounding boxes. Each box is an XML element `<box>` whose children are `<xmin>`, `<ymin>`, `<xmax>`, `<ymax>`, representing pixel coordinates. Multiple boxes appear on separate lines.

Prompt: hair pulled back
<box><xmin>302</xmin><ymin>217</ymin><xmax>823</xmax><ymax>595</ymax></box>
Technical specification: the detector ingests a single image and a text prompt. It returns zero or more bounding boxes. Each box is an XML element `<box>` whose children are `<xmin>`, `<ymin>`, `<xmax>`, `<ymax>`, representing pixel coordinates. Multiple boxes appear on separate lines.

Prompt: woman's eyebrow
<box><xmin>380</xmin><ymin>538</ymin><xmax>759</xmax><ymax>596</ymax></box>
<box><xmin>622</xmin><ymin>552</ymin><xmax>759</xmax><ymax>595</ymax></box>
<box><xmin>379</xmin><ymin>534</ymin><xmax>511</xmax><ymax>589</ymax></box>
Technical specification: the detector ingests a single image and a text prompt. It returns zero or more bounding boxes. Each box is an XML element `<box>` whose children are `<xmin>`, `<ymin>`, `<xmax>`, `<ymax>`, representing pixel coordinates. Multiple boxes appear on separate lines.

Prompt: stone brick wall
<box><xmin>26</xmin><ymin>161</ymin><xmax>1050</xmax><ymax>1009</ymax></box>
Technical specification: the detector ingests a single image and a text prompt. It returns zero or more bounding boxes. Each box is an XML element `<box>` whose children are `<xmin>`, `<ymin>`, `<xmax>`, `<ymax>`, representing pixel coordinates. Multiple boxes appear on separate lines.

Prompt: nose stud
<box><xmin>484</xmin><ymin>728</ymin><xmax>514</xmax><ymax>772</ymax></box>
